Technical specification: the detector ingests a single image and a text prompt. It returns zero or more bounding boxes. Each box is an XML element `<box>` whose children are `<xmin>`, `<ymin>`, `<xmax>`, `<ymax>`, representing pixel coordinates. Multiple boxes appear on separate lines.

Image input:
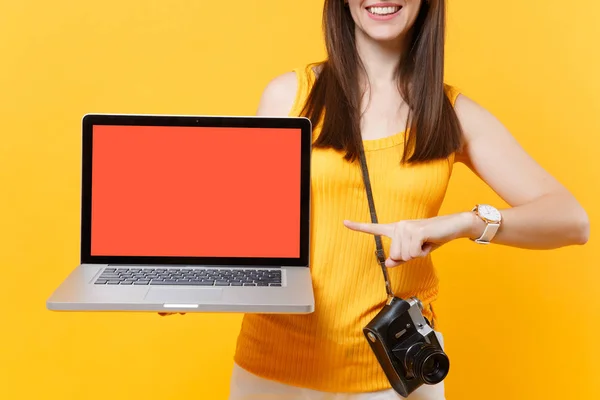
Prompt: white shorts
<box><xmin>228</xmin><ymin>333</ymin><xmax>446</xmax><ymax>400</ymax></box>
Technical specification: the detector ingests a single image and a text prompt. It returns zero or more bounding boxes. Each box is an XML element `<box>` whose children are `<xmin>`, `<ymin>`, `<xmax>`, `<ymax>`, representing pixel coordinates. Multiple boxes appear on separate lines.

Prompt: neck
<box><xmin>354</xmin><ymin>29</ymin><xmax>409</xmax><ymax>87</ymax></box>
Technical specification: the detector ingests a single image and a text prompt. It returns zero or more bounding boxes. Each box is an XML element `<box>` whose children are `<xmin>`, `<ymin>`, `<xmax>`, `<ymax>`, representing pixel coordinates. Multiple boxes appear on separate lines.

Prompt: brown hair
<box><xmin>300</xmin><ymin>0</ymin><xmax>462</xmax><ymax>164</ymax></box>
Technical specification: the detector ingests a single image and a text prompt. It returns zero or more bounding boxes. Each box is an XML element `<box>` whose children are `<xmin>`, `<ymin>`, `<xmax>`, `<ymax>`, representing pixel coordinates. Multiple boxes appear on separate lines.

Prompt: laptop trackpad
<box><xmin>145</xmin><ymin>287</ymin><xmax>223</xmax><ymax>303</ymax></box>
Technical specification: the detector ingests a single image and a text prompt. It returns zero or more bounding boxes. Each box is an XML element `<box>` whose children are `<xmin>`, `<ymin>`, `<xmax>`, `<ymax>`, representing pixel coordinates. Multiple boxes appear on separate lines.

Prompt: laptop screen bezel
<box><xmin>80</xmin><ymin>113</ymin><xmax>311</xmax><ymax>267</ymax></box>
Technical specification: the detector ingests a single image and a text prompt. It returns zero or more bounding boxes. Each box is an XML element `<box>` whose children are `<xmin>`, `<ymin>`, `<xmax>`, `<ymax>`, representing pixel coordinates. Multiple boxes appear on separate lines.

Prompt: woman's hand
<box><xmin>343</xmin><ymin>212</ymin><xmax>477</xmax><ymax>267</ymax></box>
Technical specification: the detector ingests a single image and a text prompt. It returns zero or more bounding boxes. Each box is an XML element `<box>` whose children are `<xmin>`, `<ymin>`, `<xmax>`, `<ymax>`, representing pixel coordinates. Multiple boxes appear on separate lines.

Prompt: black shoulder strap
<box><xmin>357</xmin><ymin>142</ymin><xmax>395</xmax><ymax>299</ymax></box>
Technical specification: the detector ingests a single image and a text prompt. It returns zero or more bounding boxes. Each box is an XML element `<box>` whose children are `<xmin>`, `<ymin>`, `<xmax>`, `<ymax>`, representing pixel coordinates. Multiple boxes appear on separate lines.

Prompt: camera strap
<box><xmin>357</xmin><ymin>141</ymin><xmax>395</xmax><ymax>300</ymax></box>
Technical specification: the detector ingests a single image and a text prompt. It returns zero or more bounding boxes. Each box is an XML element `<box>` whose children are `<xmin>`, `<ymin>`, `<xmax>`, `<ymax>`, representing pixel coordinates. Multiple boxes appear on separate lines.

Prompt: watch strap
<box><xmin>474</xmin><ymin>222</ymin><xmax>500</xmax><ymax>244</ymax></box>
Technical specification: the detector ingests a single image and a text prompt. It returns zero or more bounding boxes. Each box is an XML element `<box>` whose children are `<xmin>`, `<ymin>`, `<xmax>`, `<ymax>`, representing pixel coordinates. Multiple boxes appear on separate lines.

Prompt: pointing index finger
<box><xmin>343</xmin><ymin>220</ymin><xmax>394</xmax><ymax>237</ymax></box>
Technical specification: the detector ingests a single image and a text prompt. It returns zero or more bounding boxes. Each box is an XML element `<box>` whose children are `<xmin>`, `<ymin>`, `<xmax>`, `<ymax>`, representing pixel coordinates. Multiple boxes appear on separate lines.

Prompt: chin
<box><xmin>361</xmin><ymin>26</ymin><xmax>408</xmax><ymax>42</ymax></box>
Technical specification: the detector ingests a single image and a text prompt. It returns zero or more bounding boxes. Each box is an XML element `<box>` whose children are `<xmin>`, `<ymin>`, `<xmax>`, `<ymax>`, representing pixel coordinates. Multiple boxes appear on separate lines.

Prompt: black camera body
<box><xmin>363</xmin><ymin>296</ymin><xmax>450</xmax><ymax>398</ymax></box>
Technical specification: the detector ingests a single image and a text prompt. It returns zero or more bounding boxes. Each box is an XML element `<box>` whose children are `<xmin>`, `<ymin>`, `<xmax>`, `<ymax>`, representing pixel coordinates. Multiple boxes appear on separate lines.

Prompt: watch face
<box><xmin>478</xmin><ymin>204</ymin><xmax>502</xmax><ymax>222</ymax></box>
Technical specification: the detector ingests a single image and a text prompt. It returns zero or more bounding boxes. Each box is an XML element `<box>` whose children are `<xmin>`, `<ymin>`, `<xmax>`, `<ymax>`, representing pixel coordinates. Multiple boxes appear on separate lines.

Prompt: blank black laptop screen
<box><xmin>89</xmin><ymin>124</ymin><xmax>302</xmax><ymax>259</ymax></box>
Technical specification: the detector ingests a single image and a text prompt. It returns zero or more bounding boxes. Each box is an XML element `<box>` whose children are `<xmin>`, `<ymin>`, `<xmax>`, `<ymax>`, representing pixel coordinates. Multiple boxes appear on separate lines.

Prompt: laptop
<box><xmin>47</xmin><ymin>113</ymin><xmax>314</xmax><ymax>313</ymax></box>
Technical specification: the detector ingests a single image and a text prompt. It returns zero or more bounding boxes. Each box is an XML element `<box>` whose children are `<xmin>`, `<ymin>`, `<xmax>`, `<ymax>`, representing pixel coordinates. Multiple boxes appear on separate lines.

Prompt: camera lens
<box><xmin>412</xmin><ymin>347</ymin><xmax>450</xmax><ymax>385</ymax></box>
<box><xmin>413</xmin><ymin>347</ymin><xmax>450</xmax><ymax>385</ymax></box>
<box><xmin>421</xmin><ymin>351</ymin><xmax>449</xmax><ymax>384</ymax></box>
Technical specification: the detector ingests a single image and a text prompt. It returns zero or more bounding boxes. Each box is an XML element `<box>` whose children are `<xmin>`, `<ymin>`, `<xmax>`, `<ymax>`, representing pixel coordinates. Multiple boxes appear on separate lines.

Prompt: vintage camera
<box><xmin>363</xmin><ymin>296</ymin><xmax>450</xmax><ymax>398</ymax></box>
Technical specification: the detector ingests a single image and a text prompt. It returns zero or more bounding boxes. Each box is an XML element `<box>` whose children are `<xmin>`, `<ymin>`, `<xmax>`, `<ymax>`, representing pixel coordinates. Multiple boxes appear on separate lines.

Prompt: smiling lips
<box><xmin>366</xmin><ymin>3</ymin><xmax>402</xmax><ymax>20</ymax></box>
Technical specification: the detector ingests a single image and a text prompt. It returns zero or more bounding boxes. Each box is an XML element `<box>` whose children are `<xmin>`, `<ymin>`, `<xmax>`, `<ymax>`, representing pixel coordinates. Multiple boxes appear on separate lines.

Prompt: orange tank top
<box><xmin>233</xmin><ymin>63</ymin><xmax>461</xmax><ymax>393</ymax></box>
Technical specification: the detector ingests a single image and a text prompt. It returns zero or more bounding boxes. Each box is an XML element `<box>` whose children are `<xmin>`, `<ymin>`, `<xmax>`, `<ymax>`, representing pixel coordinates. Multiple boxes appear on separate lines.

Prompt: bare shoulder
<box><xmin>452</xmin><ymin>93</ymin><xmax>518</xmax><ymax>164</ymax></box>
<box><xmin>453</xmin><ymin>93</ymin><xmax>499</xmax><ymax>140</ymax></box>
<box><xmin>452</xmin><ymin>92</ymin><xmax>567</xmax><ymax>205</ymax></box>
<box><xmin>256</xmin><ymin>71</ymin><xmax>299</xmax><ymax>117</ymax></box>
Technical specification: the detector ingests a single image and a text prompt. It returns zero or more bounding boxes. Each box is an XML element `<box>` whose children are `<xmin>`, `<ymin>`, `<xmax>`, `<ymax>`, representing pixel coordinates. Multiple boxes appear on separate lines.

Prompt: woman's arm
<box><xmin>453</xmin><ymin>94</ymin><xmax>590</xmax><ymax>249</ymax></box>
<box><xmin>344</xmin><ymin>94</ymin><xmax>589</xmax><ymax>266</ymax></box>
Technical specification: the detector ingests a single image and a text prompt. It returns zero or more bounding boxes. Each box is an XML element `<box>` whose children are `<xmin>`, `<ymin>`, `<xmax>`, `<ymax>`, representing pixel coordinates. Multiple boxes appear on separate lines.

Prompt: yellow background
<box><xmin>1</xmin><ymin>0</ymin><xmax>598</xmax><ymax>399</ymax></box>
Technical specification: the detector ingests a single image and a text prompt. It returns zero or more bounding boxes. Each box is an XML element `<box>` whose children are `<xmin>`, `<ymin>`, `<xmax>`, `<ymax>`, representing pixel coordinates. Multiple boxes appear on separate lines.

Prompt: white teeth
<box><xmin>367</xmin><ymin>6</ymin><xmax>401</xmax><ymax>15</ymax></box>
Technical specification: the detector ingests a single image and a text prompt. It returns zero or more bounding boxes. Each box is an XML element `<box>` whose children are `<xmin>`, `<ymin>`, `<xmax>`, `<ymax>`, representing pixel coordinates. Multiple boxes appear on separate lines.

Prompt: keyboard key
<box><xmin>100</xmin><ymin>273</ymin><xmax>120</xmax><ymax>278</ymax></box>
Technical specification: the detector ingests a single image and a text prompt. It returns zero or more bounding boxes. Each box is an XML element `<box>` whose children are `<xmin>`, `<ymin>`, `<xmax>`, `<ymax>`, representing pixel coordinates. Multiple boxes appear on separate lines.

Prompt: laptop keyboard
<box><xmin>93</xmin><ymin>267</ymin><xmax>282</xmax><ymax>287</ymax></box>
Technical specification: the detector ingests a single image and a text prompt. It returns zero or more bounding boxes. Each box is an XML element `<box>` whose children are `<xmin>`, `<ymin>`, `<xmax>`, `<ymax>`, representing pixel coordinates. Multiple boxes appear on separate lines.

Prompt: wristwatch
<box><xmin>471</xmin><ymin>204</ymin><xmax>502</xmax><ymax>244</ymax></box>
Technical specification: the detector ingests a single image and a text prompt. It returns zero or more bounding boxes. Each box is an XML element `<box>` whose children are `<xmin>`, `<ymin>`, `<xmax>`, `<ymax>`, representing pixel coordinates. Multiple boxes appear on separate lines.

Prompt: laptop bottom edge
<box><xmin>46</xmin><ymin>264</ymin><xmax>315</xmax><ymax>314</ymax></box>
<box><xmin>46</xmin><ymin>301</ymin><xmax>314</xmax><ymax>314</ymax></box>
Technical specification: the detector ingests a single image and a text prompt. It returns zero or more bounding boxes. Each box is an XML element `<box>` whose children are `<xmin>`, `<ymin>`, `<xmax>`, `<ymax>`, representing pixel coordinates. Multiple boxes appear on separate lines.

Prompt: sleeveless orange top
<box><xmin>233</xmin><ymin>63</ymin><xmax>461</xmax><ymax>393</ymax></box>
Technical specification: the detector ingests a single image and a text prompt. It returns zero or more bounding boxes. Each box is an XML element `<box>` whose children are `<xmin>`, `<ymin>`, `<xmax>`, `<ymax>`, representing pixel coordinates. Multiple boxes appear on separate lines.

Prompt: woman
<box><xmin>228</xmin><ymin>0</ymin><xmax>590</xmax><ymax>399</ymax></box>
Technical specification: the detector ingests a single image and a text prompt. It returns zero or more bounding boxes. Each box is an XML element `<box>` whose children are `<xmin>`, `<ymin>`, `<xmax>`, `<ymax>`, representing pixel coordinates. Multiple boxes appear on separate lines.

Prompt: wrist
<box><xmin>458</xmin><ymin>211</ymin><xmax>486</xmax><ymax>240</ymax></box>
